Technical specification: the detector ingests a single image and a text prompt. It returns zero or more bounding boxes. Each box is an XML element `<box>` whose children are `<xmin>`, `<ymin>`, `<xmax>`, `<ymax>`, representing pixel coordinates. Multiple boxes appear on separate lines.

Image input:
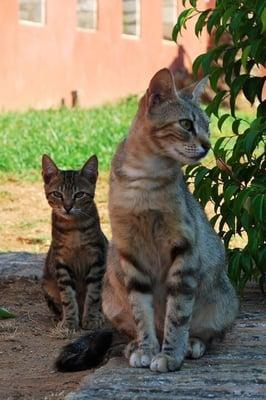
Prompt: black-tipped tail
<box><xmin>55</xmin><ymin>329</ymin><xmax>113</xmax><ymax>372</ymax></box>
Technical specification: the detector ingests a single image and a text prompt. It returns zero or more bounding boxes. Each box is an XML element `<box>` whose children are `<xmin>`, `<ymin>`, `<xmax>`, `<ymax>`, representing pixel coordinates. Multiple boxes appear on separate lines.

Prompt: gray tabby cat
<box><xmin>56</xmin><ymin>68</ymin><xmax>239</xmax><ymax>372</ymax></box>
<box><xmin>42</xmin><ymin>155</ymin><xmax>107</xmax><ymax>331</ymax></box>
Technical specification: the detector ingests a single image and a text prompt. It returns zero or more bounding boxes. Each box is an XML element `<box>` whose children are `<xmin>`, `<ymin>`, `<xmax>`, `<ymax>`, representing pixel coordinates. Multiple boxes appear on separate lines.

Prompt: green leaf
<box><xmin>209</xmin><ymin>67</ymin><xmax>224</xmax><ymax>92</ymax></box>
<box><xmin>172</xmin><ymin>8</ymin><xmax>195</xmax><ymax>41</ymax></box>
<box><xmin>243</xmin><ymin>77</ymin><xmax>266</xmax><ymax>104</ymax></box>
<box><xmin>194</xmin><ymin>166</ymin><xmax>209</xmax><ymax>187</ymax></box>
<box><xmin>234</xmin><ymin>189</ymin><xmax>251</xmax><ymax>217</ymax></box>
<box><xmin>215</xmin><ymin>25</ymin><xmax>225</xmax><ymax>45</ymax></box>
<box><xmin>230</xmin><ymin>74</ymin><xmax>248</xmax><ymax>99</ymax></box>
<box><xmin>195</xmin><ymin>9</ymin><xmax>211</xmax><ymax>36</ymax></box>
<box><xmin>224</xmin><ymin>184</ymin><xmax>239</xmax><ymax>204</ymax></box>
<box><xmin>257</xmin><ymin>100</ymin><xmax>266</xmax><ymax>118</ymax></box>
<box><xmin>210</xmin><ymin>214</ymin><xmax>220</xmax><ymax>227</ymax></box>
<box><xmin>230</xmin><ymin>74</ymin><xmax>248</xmax><ymax>116</ymax></box>
<box><xmin>222</xmin><ymin>6</ymin><xmax>237</xmax><ymax>27</ymax></box>
<box><xmin>207</xmin><ymin>9</ymin><xmax>222</xmax><ymax>34</ymax></box>
<box><xmin>192</xmin><ymin>54</ymin><xmax>204</xmax><ymax>78</ymax></box>
<box><xmin>232</xmin><ymin>119</ymin><xmax>242</xmax><ymax>135</ymax></box>
<box><xmin>251</xmin><ymin>194</ymin><xmax>265</xmax><ymax>223</ymax></box>
<box><xmin>213</xmin><ymin>136</ymin><xmax>228</xmax><ymax>154</ymax></box>
<box><xmin>0</xmin><ymin>307</ymin><xmax>16</xmax><ymax>319</ymax></box>
<box><xmin>243</xmin><ymin>128</ymin><xmax>261</xmax><ymax>157</ymax></box>
<box><xmin>261</xmin><ymin>7</ymin><xmax>266</xmax><ymax>33</ymax></box>
<box><xmin>241</xmin><ymin>45</ymin><xmax>251</xmax><ymax>72</ymax></box>
<box><xmin>206</xmin><ymin>91</ymin><xmax>227</xmax><ymax>117</ymax></box>
<box><xmin>218</xmin><ymin>114</ymin><xmax>231</xmax><ymax>131</ymax></box>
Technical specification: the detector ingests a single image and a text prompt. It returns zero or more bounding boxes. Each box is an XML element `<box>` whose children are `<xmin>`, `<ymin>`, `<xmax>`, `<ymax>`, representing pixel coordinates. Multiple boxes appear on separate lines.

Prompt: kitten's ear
<box><xmin>147</xmin><ymin>68</ymin><xmax>176</xmax><ymax>110</ymax></box>
<box><xmin>42</xmin><ymin>154</ymin><xmax>59</xmax><ymax>184</ymax></box>
<box><xmin>178</xmin><ymin>76</ymin><xmax>209</xmax><ymax>103</ymax></box>
<box><xmin>80</xmin><ymin>155</ymin><xmax>98</xmax><ymax>184</ymax></box>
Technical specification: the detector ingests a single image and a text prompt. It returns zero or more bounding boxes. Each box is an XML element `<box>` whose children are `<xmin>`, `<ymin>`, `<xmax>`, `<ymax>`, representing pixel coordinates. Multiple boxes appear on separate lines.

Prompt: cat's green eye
<box><xmin>75</xmin><ymin>192</ymin><xmax>85</xmax><ymax>199</ymax></box>
<box><xmin>179</xmin><ymin>119</ymin><xmax>193</xmax><ymax>131</ymax></box>
<box><xmin>52</xmin><ymin>191</ymin><xmax>62</xmax><ymax>198</ymax></box>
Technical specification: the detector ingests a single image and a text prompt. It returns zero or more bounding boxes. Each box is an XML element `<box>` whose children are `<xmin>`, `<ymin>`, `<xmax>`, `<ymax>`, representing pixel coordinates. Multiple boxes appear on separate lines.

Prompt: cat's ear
<box><xmin>80</xmin><ymin>155</ymin><xmax>98</xmax><ymax>184</ymax></box>
<box><xmin>42</xmin><ymin>154</ymin><xmax>59</xmax><ymax>184</ymax></box>
<box><xmin>147</xmin><ymin>68</ymin><xmax>176</xmax><ymax>110</ymax></box>
<box><xmin>178</xmin><ymin>76</ymin><xmax>209</xmax><ymax>103</ymax></box>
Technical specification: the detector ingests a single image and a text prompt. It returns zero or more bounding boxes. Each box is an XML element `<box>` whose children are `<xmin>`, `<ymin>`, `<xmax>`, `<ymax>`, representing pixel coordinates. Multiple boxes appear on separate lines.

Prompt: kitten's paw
<box><xmin>82</xmin><ymin>315</ymin><xmax>105</xmax><ymax>330</ymax></box>
<box><xmin>150</xmin><ymin>353</ymin><xmax>183</xmax><ymax>373</ymax></box>
<box><xmin>58</xmin><ymin>319</ymin><xmax>79</xmax><ymax>331</ymax></box>
<box><xmin>187</xmin><ymin>337</ymin><xmax>206</xmax><ymax>359</ymax></box>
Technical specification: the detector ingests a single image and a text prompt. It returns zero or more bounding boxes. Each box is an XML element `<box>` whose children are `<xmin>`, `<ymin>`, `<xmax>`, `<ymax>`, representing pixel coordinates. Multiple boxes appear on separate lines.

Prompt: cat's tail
<box><xmin>55</xmin><ymin>329</ymin><xmax>113</xmax><ymax>372</ymax></box>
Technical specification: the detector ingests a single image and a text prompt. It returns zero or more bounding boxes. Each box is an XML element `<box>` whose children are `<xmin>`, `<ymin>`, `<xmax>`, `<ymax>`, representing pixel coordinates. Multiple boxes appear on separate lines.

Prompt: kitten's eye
<box><xmin>179</xmin><ymin>119</ymin><xmax>193</xmax><ymax>131</ymax></box>
<box><xmin>74</xmin><ymin>192</ymin><xmax>85</xmax><ymax>199</ymax></box>
<box><xmin>52</xmin><ymin>191</ymin><xmax>62</xmax><ymax>198</ymax></box>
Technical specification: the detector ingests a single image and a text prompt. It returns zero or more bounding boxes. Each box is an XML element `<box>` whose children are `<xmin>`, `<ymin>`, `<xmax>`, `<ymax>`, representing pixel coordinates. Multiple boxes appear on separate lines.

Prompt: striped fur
<box><xmin>102</xmin><ymin>68</ymin><xmax>239</xmax><ymax>372</ymax></box>
<box><xmin>42</xmin><ymin>155</ymin><xmax>107</xmax><ymax>330</ymax></box>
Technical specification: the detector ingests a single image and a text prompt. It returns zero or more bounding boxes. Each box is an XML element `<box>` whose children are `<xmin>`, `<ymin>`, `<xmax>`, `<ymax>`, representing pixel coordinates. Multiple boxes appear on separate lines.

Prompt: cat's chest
<box><xmin>53</xmin><ymin>230</ymin><xmax>95</xmax><ymax>266</ymax></box>
<box><xmin>120</xmin><ymin>209</ymin><xmax>193</xmax><ymax>274</ymax></box>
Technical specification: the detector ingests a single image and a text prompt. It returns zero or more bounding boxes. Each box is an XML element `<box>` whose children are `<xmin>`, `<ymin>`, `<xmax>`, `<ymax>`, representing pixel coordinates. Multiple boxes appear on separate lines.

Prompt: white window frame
<box><xmin>76</xmin><ymin>0</ymin><xmax>98</xmax><ymax>32</ymax></box>
<box><xmin>19</xmin><ymin>0</ymin><xmax>46</xmax><ymax>26</ymax></box>
<box><xmin>122</xmin><ymin>0</ymin><xmax>141</xmax><ymax>39</ymax></box>
<box><xmin>162</xmin><ymin>0</ymin><xmax>177</xmax><ymax>42</ymax></box>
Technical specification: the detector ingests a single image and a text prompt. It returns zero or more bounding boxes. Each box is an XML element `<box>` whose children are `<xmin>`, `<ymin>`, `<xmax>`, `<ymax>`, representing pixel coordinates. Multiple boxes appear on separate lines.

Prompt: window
<box><xmin>76</xmin><ymin>0</ymin><xmax>98</xmax><ymax>30</ymax></box>
<box><xmin>162</xmin><ymin>0</ymin><xmax>177</xmax><ymax>40</ymax></box>
<box><xmin>122</xmin><ymin>0</ymin><xmax>140</xmax><ymax>37</ymax></box>
<box><xmin>19</xmin><ymin>0</ymin><xmax>46</xmax><ymax>24</ymax></box>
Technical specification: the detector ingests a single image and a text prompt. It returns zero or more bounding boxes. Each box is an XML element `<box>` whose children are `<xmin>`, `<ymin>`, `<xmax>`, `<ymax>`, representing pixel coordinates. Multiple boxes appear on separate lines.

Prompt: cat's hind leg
<box><xmin>187</xmin><ymin>337</ymin><xmax>206</xmax><ymax>359</ymax></box>
<box><xmin>190</xmin><ymin>273</ymin><xmax>239</xmax><ymax>346</ymax></box>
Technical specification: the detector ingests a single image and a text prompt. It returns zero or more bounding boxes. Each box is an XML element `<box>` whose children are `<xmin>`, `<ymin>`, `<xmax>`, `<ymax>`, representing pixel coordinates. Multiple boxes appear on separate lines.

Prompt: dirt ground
<box><xmin>0</xmin><ymin>277</ymin><xmax>90</xmax><ymax>400</ymax></box>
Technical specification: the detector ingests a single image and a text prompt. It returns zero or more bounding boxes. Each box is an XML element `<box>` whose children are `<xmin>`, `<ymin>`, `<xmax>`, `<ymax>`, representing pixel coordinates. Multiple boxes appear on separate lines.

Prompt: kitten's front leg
<box><xmin>82</xmin><ymin>263</ymin><xmax>105</xmax><ymax>330</ymax></box>
<box><xmin>120</xmin><ymin>253</ymin><xmax>160</xmax><ymax>368</ymax></box>
<box><xmin>56</xmin><ymin>263</ymin><xmax>79</xmax><ymax>330</ymax></box>
<box><xmin>150</xmin><ymin>256</ymin><xmax>198</xmax><ymax>372</ymax></box>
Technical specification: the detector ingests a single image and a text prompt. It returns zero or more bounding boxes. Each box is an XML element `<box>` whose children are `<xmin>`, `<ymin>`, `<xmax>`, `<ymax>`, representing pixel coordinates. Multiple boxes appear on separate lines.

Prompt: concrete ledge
<box><xmin>0</xmin><ymin>252</ymin><xmax>45</xmax><ymax>279</ymax></box>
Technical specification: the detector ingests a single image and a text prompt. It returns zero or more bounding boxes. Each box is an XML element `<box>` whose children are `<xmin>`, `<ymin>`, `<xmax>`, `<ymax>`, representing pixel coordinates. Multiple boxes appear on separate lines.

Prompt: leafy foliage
<box><xmin>173</xmin><ymin>0</ymin><xmax>266</xmax><ymax>292</ymax></box>
<box><xmin>0</xmin><ymin>307</ymin><xmax>16</xmax><ymax>319</ymax></box>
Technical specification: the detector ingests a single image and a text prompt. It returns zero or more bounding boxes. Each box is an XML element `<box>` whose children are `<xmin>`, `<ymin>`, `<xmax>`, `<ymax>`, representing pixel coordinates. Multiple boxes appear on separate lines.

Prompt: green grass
<box><xmin>0</xmin><ymin>96</ymin><xmax>255</xmax><ymax>180</ymax></box>
<box><xmin>0</xmin><ymin>96</ymin><xmax>137</xmax><ymax>179</ymax></box>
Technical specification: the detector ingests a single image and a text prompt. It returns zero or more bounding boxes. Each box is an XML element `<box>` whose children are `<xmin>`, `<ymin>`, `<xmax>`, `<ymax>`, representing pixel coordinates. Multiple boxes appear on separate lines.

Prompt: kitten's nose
<box><xmin>64</xmin><ymin>204</ymin><xmax>73</xmax><ymax>213</ymax></box>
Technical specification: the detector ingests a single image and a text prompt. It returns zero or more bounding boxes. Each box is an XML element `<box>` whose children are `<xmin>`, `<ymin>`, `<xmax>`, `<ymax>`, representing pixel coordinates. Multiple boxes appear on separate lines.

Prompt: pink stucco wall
<box><xmin>0</xmin><ymin>0</ymin><xmax>209</xmax><ymax>111</ymax></box>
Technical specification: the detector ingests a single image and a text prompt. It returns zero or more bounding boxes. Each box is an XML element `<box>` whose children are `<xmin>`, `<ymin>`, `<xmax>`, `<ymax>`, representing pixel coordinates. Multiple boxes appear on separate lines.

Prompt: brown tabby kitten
<box><xmin>42</xmin><ymin>155</ymin><xmax>107</xmax><ymax>331</ymax></box>
<box><xmin>101</xmin><ymin>68</ymin><xmax>239</xmax><ymax>372</ymax></box>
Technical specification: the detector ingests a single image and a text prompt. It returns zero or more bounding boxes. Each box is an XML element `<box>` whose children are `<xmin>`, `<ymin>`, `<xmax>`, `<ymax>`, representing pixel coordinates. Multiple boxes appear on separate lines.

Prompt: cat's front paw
<box><xmin>129</xmin><ymin>349</ymin><xmax>154</xmax><ymax>368</ymax></box>
<box><xmin>128</xmin><ymin>341</ymin><xmax>160</xmax><ymax>368</ymax></box>
<box><xmin>58</xmin><ymin>318</ymin><xmax>79</xmax><ymax>331</ymax></box>
<box><xmin>150</xmin><ymin>353</ymin><xmax>183</xmax><ymax>373</ymax></box>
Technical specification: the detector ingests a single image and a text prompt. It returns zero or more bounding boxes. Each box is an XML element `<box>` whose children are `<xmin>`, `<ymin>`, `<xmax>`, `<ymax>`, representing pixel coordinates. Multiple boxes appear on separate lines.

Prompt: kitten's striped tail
<box><xmin>55</xmin><ymin>329</ymin><xmax>113</xmax><ymax>372</ymax></box>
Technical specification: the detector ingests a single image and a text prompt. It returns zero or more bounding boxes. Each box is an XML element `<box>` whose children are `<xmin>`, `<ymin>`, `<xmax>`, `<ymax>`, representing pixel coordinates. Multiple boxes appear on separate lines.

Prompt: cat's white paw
<box><xmin>187</xmin><ymin>338</ymin><xmax>206</xmax><ymax>359</ymax></box>
<box><xmin>129</xmin><ymin>349</ymin><xmax>152</xmax><ymax>368</ymax></box>
<box><xmin>150</xmin><ymin>353</ymin><xmax>183</xmax><ymax>373</ymax></box>
<box><xmin>128</xmin><ymin>340</ymin><xmax>160</xmax><ymax>368</ymax></box>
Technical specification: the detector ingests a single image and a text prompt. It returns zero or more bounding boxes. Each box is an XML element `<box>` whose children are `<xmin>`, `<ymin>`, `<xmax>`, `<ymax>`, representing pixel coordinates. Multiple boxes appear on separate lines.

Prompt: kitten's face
<box><xmin>42</xmin><ymin>155</ymin><xmax>98</xmax><ymax>218</ymax></box>
<box><xmin>143</xmin><ymin>69</ymin><xmax>210</xmax><ymax>165</ymax></box>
